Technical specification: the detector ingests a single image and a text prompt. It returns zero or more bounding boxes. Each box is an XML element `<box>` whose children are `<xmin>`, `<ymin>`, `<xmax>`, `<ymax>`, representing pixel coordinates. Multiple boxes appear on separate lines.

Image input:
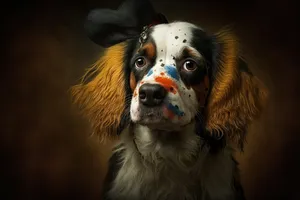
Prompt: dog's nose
<box><xmin>139</xmin><ymin>83</ymin><xmax>167</xmax><ymax>107</ymax></box>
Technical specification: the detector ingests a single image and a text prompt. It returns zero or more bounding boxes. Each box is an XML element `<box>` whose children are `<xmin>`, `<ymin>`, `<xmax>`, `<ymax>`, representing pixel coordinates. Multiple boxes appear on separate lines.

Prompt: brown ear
<box><xmin>205</xmin><ymin>29</ymin><xmax>269</xmax><ymax>149</ymax></box>
<box><xmin>71</xmin><ymin>42</ymin><xmax>128</xmax><ymax>141</ymax></box>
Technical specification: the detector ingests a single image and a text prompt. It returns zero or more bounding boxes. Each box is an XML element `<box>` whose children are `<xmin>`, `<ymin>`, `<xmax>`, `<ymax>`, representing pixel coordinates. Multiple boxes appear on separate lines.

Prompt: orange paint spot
<box><xmin>140</xmin><ymin>81</ymin><xmax>145</xmax><ymax>85</ymax></box>
<box><xmin>133</xmin><ymin>90</ymin><xmax>137</xmax><ymax>97</ymax></box>
<box><xmin>160</xmin><ymin>72</ymin><xmax>165</xmax><ymax>76</ymax></box>
<box><xmin>155</xmin><ymin>76</ymin><xmax>178</xmax><ymax>94</ymax></box>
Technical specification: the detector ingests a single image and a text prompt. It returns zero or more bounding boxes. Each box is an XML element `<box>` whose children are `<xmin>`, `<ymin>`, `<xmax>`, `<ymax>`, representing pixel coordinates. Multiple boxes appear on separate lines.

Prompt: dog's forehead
<box><xmin>150</xmin><ymin>22</ymin><xmax>201</xmax><ymax>59</ymax></box>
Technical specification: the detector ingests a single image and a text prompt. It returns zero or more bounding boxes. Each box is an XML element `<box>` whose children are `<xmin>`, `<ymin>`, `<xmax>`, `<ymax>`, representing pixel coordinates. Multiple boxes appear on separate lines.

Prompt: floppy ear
<box><xmin>71</xmin><ymin>42</ymin><xmax>130</xmax><ymax>141</ymax></box>
<box><xmin>205</xmin><ymin>29</ymin><xmax>269</xmax><ymax>150</ymax></box>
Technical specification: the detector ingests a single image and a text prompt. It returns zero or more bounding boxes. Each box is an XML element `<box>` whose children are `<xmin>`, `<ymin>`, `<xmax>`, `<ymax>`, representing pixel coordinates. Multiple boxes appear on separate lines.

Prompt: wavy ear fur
<box><xmin>205</xmin><ymin>29</ymin><xmax>268</xmax><ymax>150</ymax></box>
<box><xmin>71</xmin><ymin>42</ymin><xmax>128</xmax><ymax>141</ymax></box>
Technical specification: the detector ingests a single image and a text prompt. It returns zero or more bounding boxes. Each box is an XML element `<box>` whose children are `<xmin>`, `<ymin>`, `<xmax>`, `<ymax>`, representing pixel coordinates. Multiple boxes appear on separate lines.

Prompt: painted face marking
<box><xmin>164</xmin><ymin>65</ymin><xmax>179</xmax><ymax>81</ymax></box>
<box><xmin>154</xmin><ymin>76</ymin><xmax>178</xmax><ymax>94</ymax></box>
<box><xmin>166</xmin><ymin>103</ymin><xmax>185</xmax><ymax>117</ymax></box>
<box><xmin>147</xmin><ymin>68</ymin><xmax>153</xmax><ymax>77</ymax></box>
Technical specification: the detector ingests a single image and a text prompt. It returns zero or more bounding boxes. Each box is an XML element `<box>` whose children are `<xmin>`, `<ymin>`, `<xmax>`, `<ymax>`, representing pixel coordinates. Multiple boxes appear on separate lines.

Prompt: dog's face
<box><xmin>130</xmin><ymin>22</ymin><xmax>210</xmax><ymax>131</ymax></box>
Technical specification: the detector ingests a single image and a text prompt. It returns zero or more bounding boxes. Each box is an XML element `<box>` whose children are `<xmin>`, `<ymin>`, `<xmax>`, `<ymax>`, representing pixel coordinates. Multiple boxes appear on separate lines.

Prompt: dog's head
<box><xmin>71</xmin><ymin>0</ymin><xmax>268</xmax><ymax>149</ymax></box>
<box><xmin>130</xmin><ymin>22</ymin><xmax>212</xmax><ymax>131</ymax></box>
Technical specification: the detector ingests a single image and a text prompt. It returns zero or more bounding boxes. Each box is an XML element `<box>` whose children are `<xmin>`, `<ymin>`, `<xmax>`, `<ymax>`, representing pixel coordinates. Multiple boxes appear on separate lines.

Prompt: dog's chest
<box><xmin>108</xmin><ymin>148</ymin><xmax>202</xmax><ymax>200</ymax></box>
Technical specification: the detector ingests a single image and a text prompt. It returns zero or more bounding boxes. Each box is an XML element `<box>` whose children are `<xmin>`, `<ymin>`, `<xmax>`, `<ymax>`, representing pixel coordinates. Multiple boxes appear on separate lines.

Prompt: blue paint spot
<box><xmin>167</xmin><ymin>103</ymin><xmax>185</xmax><ymax>117</ymax></box>
<box><xmin>147</xmin><ymin>68</ymin><xmax>153</xmax><ymax>77</ymax></box>
<box><xmin>165</xmin><ymin>65</ymin><xmax>179</xmax><ymax>80</ymax></box>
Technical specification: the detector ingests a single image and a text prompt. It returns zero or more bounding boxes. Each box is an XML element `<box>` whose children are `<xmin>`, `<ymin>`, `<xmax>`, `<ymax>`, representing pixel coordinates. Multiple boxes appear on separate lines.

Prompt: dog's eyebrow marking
<box><xmin>178</xmin><ymin>47</ymin><xmax>202</xmax><ymax>60</ymax></box>
<box><xmin>138</xmin><ymin>42</ymin><xmax>156</xmax><ymax>60</ymax></box>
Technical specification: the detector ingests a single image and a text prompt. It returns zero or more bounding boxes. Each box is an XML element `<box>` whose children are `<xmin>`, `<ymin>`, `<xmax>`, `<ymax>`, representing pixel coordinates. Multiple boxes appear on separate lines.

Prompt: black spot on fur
<box><xmin>183</xmin><ymin>39</ymin><xmax>187</xmax><ymax>43</ymax></box>
<box><xmin>161</xmin><ymin>50</ymin><xmax>163</xmax><ymax>52</ymax></box>
<box><xmin>189</xmin><ymin>94</ymin><xmax>191</xmax><ymax>97</ymax></box>
<box><xmin>175</xmin><ymin>36</ymin><xmax>179</xmax><ymax>39</ymax></box>
<box><xmin>161</xmin><ymin>63</ymin><xmax>165</xmax><ymax>67</ymax></box>
<box><xmin>159</xmin><ymin>59</ymin><xmax>163</xmax><ymax>62</ymax></box>
<box><xmin>172</xmin><ymin>56</ymin><xmax>175</xmax><ymax>60</ymax></box>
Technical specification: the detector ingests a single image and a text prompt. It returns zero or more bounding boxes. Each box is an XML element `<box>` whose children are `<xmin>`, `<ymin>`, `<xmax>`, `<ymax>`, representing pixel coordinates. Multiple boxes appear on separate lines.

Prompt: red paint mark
<box><xmin>140</xmin><ymin>81</ymin><xmax>145</xmax><ymax>85</ymax></box>
<box><xmin>163</xmin><ymin>106</ymin><xmax>175</xmax><ymax>120</ymax></box>
<box><xmin>155</xmin><ymin>76</ymin><xmax>178</xmax><ymax>94</ymax></box>
<box><xmin>160</xmin><ymin>72</ymin><xmax>165</xmax><ymax>76</ymax></box>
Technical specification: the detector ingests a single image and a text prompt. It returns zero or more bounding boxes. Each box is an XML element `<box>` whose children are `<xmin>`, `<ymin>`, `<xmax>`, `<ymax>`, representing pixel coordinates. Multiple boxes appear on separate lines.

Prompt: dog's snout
<box><xmin>139</xmin><ymin>83</ymin><xmax>167</xmax><ymax>107</ymax></box>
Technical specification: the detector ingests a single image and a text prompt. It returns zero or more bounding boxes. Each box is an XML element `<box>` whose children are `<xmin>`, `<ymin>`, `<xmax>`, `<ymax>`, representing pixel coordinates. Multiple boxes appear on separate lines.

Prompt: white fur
<box><xmin>107</xmin><ymin>124</ymin><xmax>236</xmax><ymax>200</ymax></box>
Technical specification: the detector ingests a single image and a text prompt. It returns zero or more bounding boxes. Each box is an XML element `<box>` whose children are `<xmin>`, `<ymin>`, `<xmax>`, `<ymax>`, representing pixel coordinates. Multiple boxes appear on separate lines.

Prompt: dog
<box><xmin>71</xmin><ymin>0</ymin><xmax>268</xmax><ymax>199</ymax></box>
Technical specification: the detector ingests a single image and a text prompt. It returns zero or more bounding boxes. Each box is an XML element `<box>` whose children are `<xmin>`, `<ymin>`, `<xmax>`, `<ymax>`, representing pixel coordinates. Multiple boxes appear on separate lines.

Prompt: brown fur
<box><xmin>70</xmin><ymin>42</ymin><xmax>127</xmax><ymax>141</ymax></box>
<box><xmin>139</xmin><ymin>42</ymin><xmax>156</xmax><ymax>60</ymax></box>
<box><xmin>191</xmin><ymin>75</ymin><xmax>210</xmax><ymax>108</ymax></box>
<box><xmin>205</xmin><ymin>29</ymin><xmax>269</xmax><ymax>147</ymax></box>
<box><xmin>130</xmin><ymin>72</ymin><xmax>137</xmax><ymax>92</ymax></box>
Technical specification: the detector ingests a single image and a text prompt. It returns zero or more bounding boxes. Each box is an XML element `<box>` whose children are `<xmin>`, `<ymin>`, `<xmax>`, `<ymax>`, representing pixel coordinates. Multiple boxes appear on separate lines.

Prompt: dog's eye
<box><xmin>135</xmin><ymin>57</ymin><xmax>147</xmax><ymax>68</ymax></box>
<box><xmin>183</xmin><ymin>60</ymin><xmax>197</xmax><ymax>71</ymax></box>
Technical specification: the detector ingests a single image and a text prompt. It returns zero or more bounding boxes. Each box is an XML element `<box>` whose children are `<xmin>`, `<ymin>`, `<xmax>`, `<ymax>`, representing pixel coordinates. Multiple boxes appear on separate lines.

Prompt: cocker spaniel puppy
<box><xmin>71</xmin><ymin>0</ymin><xmax>268</xmax><ymax>199</ymax></box>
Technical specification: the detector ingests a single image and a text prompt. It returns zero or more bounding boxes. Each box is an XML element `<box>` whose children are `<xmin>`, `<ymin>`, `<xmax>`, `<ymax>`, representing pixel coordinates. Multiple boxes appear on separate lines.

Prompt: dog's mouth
<box><xmin>132</xmin><ymin>103</ymin><xmax>190</xmax><ymax>131</ymax></box>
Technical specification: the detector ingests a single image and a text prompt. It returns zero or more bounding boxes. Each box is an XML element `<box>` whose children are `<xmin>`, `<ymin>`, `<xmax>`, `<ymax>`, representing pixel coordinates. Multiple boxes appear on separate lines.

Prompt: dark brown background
<box><xmin>1</xmin><ymin>0</ymin><xmax>299</xmax><ymax>199</ymax></box>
